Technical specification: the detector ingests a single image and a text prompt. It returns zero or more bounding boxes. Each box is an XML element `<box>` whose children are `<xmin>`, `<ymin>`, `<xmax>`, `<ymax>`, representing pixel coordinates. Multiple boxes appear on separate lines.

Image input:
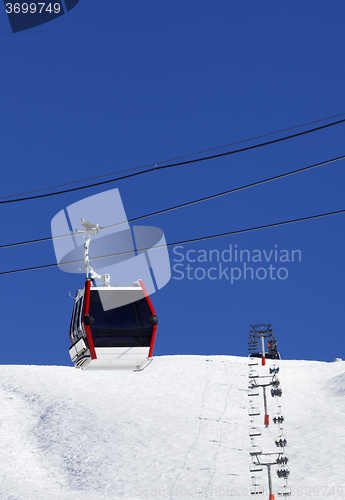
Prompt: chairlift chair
<box><xmin>270</xmin><ymin>367</ymin><xmax>279</xmax><ymax>374</ymax></box>
<box><xmin>248</xmin><ymin>388</ymin><xmax>260</xmax><ymax>397</ymax></box>
<box><xmin>277</xmin><ymin>485</ymin><xmax>292</xmax><ymax>497</ymax></box>
<box><xmin>249</xmin><ymin>445</ymin><xmax>262</xmax><ymax>456</ymax></box>
<box><xmin>275</xmin><ymin>437</ymin><xmax>287</xmax><ymax>448</ymax></box>
<box><xmin>250</xmin><ymin>477</ymin><xmax>264</xmax><ymax>495</ymax></box>
<box><xmin>68</xmin><ymin>219</ymin><xmax>158</xmax><ymax>371</ymax></box>
<box><xmin>248</xmin><ymin>358</ymin><xmax>259</xmax><ymax>367</ymax></box>
<box><xmin>273</xmin><ymin>414</ymin><xmax>284</xmax><ymax>425</ymax></box>
<box><xmin>276</xmin><ymin>468</ymin><xmax>290</xmax><ymax>478</ymax></box>
<box><xmin>249</xmin><ymin>427</ymin><xmax>261</xmax><ymax>437</ymax></box>
<box><xmin>249</xmin><ymin>407</ymin><xmax>261</xmax><ymax>417</ymax></box>
<box><xmin>250</xmin><ymin>462</ymin><xmax>263</xmax><ymax>473</ymax></box>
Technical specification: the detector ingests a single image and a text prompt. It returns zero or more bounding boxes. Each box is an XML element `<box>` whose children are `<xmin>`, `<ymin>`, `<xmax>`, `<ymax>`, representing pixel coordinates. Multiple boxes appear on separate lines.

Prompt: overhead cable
<box><xmin>1</xmin><ymin>152</ymin><xmax>344</xmax><ymax>251</ymax></box>
<box><xmin>1</xmin><ymin>111</ymin><xmax>344</xmax><ymax>201</ymax></box>
<box><xmin>1</xmin><ymin>206</ymin><xmax>345</xmax><ymax>275</ymax></box>
<box><xmin>1</xmin><ymin>117</ymin><xmax>345</xmax><ymax>205</ymax></box>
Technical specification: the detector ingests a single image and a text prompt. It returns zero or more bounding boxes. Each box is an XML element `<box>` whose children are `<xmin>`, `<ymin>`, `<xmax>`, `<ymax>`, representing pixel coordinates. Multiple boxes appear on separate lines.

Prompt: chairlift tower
<box><xmin>249</xmin><ymin>324</ymin><xmax>273</xmax><ymax>427</ymax></box>
<box><xmin>247</xmin><ymin>324</ymin><xmax>281</xmax><ymax>500</ymax></box>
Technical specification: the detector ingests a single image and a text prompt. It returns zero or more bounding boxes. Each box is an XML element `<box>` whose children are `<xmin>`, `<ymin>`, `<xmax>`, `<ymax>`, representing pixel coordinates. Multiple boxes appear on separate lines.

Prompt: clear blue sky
<box><xmin>0</xmin><ymin>1</ymin><xmax>345</xmax><ymax>365</ymax></box>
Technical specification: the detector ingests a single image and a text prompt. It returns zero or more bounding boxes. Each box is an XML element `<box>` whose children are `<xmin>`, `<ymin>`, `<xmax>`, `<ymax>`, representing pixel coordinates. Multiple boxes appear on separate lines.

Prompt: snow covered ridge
<box><xmin>327</xmin><ymin>371</ymin><xmax>345</xmax><ymax>395</ymax></box>
<box><xmin>0</xmin><ymin>356</ymin><xmax>344</xmax><ymax>500</ymax></box>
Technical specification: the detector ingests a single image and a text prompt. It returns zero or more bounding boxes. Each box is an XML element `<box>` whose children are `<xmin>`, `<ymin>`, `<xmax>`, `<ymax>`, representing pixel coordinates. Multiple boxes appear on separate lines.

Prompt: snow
<box><xmin>0</xmin><ymin>356</ymin><xmax>344</xmax><ymax>499</ymax></box>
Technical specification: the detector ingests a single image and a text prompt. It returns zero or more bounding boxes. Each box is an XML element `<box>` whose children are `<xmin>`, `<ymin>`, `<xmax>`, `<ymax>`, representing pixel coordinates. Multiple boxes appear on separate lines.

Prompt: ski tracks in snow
<box><xmin>169</xmin><ymin>358</ymin><xmax>245</xmax><ymax>499</ymax></box>
<box><xmin>0</xmin><ymin>383</ymin><xmax>68</xmax><ymax>500</ymax></box>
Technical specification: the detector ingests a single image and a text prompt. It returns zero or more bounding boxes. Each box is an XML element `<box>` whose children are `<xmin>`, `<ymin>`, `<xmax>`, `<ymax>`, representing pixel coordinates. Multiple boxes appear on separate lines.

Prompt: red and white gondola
<box><xmin>68</xmin><ymin>219</ymin><xmax>158</xmax><ymax>371</ymax></box>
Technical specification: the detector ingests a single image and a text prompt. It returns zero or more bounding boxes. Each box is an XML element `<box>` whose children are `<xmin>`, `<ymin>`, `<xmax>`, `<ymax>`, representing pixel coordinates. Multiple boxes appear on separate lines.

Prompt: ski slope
<box><xmin>0</xmin><ymin>356</ymin><xmax>344</xmax><ymax>500</ymax></box>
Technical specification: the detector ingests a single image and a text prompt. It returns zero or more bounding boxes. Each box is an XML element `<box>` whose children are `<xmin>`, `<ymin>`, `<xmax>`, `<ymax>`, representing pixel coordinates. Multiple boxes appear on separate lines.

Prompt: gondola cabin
<box><xmin>69</xmin><ymin>279</ymin><xmax>158</xmax><ymax>371</ymax></box>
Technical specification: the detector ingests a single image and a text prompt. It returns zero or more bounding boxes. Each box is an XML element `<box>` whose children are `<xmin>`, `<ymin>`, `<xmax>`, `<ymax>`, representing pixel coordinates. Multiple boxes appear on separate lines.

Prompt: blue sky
<box><xmin>0</xmin><ymin>1</ymin><xmax>345</xmax><ymax>365</ymax></box>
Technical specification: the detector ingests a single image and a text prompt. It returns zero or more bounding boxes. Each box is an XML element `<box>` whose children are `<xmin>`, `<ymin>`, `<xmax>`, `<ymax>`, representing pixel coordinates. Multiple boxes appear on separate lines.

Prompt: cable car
<box><xmin>68</xmin><ymin>219</ymin><xmax>158</xmax><ymax>371</ymax></box>
<box><xmin>69</xmin><ymin>279</ymin><xmax>157</xmax><ymax>370</ymax></box>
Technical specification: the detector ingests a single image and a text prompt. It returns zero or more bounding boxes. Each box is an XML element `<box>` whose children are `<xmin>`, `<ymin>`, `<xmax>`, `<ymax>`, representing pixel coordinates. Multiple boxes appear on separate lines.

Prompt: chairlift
<box><xmin>249</xmin><ymin>407</ymin><xmax>261</xmax><ymax>417</ymax></box>
<box><xmin>277</xmin><ymin>485</ymin><xmax>292</xmax><ymax>496</ymax></box>
<box><xmin>258</xmin><ymin>453</ymin><xmax>280</xmax><ymax>466</ymax></box>
<box><xmin>249</xmin><ymin>427</ymin><xmax>261</xmax><ymax>437</ymax></box>
<box><xmin>248</xmin><ymin>388</ymin><xmax>260</xmax><ymax>397</ymax></box>
<box><xmin>68</xmin><ymin>219</ymin><xmax>158</xmax><ymax>371</ymax></box>
<box><xmin>277</xmin><ymin>468</ymin><xmax>290</xmax><ymax>478</ymax></box>
<box><xmin>250</xmin><ymin>462</ymin><xmax>263</xmax><ymax>473</ymax></box>
<box><xmin>267</xmin><ymin>352</ymin><xmax>281</xmax><ymax>360</ymax></box>
<box><xmin>249</xmin><ymin>370</ymin><xmax>259</xmax><ymax>378</ymax></box>
<box><xmin>250</xmin><ymin>323</ymin><xmax>273</xmax><ymax>335</ymax></box>
<box><xmin>249</xmin><ymin>445</ymin><xmax>262</xmax><ymax>456</ymax></box>
<box><xmin>248</xmin><ymin>358</ymin><xmax>259</xmax><ymax>367</ymax></box>
<box><xmin>273</xmin><ymin>414</ymin><xmax>284</xmax><ymax>425</ymax></box>
<box><xmin>250</xmin><ymin>477</ymin><xmax>264</xmax><ymax>495</ymax></box>
<box><xmin>250</xmin><ymin>352</ymin><xmax>281</xmax><ymax>360</ymax></box>
<box><xmin>255</xmin><ymin>378</ymin><xmax>275</xmax><ymax>388</ymax></box>
<box><xmin>276</xmin><ymin>455</ymin><xmax>288</xmax><ymax>465</ymax></box>
<box><xmin>275</xmin><ymin>438</ymin><xmax>287</xmax><ymax>448</ymax></box>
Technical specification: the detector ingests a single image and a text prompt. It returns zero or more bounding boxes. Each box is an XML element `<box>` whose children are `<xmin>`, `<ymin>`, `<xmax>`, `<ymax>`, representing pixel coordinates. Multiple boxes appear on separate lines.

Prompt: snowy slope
<box><xmin>0</xmin><ymin>356</ymin><xmax>344</xmax><ymax>500</ymax></box>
